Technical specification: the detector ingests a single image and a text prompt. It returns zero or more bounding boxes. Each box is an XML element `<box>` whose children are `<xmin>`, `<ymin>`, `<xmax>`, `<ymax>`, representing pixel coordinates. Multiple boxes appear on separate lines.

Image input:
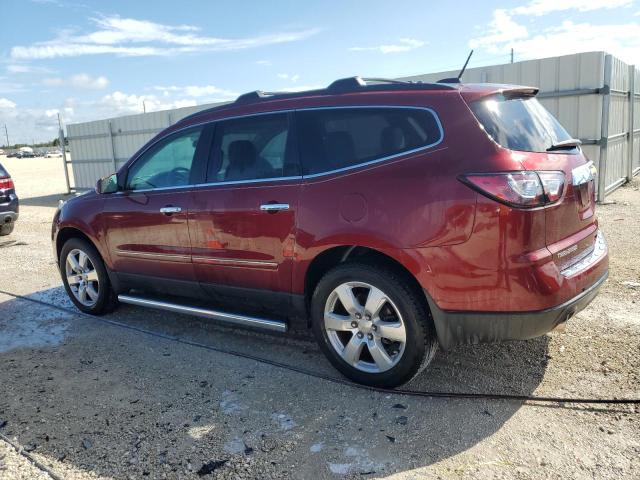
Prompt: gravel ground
<box><xmin>0</xmin><ymin>156</ymin><xmax>638</xmax><ymax>479</ymax></box>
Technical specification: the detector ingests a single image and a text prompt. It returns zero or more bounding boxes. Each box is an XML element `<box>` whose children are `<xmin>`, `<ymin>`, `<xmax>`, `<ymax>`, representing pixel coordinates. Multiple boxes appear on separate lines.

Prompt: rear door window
<box><xmin>296</xmin><ymin>107</ymin><xmax>442</xmax><ymax>176</ymax></box>
<box><xmin>207</xmin><ymin>112</ymin><xmax>298</xmax><ymax>183</ymax></box>
<box><xmin>470</xmin><ymin>95</ymin><xmax>574</xmax><ymax>153</ymax></box>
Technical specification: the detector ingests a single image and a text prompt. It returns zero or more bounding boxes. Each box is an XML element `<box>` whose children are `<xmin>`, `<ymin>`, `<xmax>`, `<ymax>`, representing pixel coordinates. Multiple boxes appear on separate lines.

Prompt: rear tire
<box><xmin>0</xmin><ymin>222</ymin><xmax>14</xmax><ymax>236</ymax></box>
<box><xmin>311</xmin><ymin>262</ymin><xmax>437</xmax><ymax>388</ymax></box>
<box><xmin>60</xmin><ymin>237</ymin><xmax>118</xmax><ymax>315</ymax></box>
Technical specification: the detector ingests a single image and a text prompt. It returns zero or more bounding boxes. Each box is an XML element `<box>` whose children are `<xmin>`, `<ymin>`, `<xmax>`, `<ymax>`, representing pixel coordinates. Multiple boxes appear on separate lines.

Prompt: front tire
<box><xmin>311</xmin><ymin>262</ymin><xmax>437</xmax><ymax>388</ymax></box>
<box><xmin>60</xmin><ymin>238</ymin><xmax>117</xmax><ymax>315</ymax></box>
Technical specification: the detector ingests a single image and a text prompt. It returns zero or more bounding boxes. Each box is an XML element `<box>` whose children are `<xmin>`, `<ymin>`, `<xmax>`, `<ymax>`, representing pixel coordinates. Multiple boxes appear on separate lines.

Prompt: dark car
<box><xmin>52</xmin><ymin>77</ymin><xmax>608</xmax><ymax>387</ymax></box>
<box><xmin>0</xmin><ymin>162</ymin><xmax>19</xmax><ymax>236</ymax></box>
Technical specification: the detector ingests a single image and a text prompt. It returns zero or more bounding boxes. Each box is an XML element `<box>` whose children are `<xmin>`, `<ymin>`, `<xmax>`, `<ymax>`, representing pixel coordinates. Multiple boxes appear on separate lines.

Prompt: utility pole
<box><xmin>510</xmin><ymin>48</ymin><xmax>514</xmax><ymax>64</ymax></box>
<box><xmin>58</xmin><ymin>113</ymin><xmax>71</xmax><ymax>194</ymax></box>
<box><xmin>143</xmin><ymin>100</ymin><xmax>146</xmax><ymax>113</ymax></box>
<box><xmin>3</xmin><ymin>124</ymin><xmax>8</xmax><ymax>148</ymax></box>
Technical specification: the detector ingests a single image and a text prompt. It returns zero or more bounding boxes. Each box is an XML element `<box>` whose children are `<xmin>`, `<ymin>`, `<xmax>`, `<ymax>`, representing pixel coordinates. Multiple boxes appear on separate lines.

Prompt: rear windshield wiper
<box><xmin>546</xmin><ymin>138</ymin><xmax>582</xmax><ymax>151</ymax></box>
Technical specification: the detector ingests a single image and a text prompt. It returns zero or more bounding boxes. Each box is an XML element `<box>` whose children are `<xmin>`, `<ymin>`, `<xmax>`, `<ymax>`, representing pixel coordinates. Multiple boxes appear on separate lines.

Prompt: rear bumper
<box><xmin>428</xmin><ymin>270</ymin><xmax>608</xmax><ymax>350</ymax></box>
<box><xmin>0</xmin><ymin>210</ymin><xmax>18</xmax><ymax>224</ymax></box>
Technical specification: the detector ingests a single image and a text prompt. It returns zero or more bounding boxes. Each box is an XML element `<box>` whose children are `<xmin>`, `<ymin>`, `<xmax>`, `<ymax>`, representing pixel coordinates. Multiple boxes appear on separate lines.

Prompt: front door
<box><xmin>103</xmin><ymin>125</ymin><xmax>210</xmax><ymax>290</ymax></box>
<box><xmin>189</xmin><ymin>112</ymin><xmax>301</xmax><ymax>304</ymax></box>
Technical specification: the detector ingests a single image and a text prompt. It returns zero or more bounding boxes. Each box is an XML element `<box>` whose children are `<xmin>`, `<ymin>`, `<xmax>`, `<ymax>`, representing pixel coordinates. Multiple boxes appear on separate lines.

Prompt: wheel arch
<box><xmin>303</xmin><ymin>245</ymin><xmax>434</xmax><ymax>329</ymax></box>
<box><xmin>56</xmin><ymin>226</ymin><xmax>122</xmax><ymax>294</ymax></box>
<box><xmin>56</xmin><ymin>227</ymin><xmax>97</xmax><ymax>263</ymax></box>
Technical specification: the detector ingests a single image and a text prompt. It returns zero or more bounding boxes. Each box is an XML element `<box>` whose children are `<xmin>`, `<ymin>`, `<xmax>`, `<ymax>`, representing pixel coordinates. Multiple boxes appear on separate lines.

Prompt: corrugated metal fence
<box><xmin>67</xmin><ymin>51</ymin><xmax>639</xmax><ymax>200</ymax></box>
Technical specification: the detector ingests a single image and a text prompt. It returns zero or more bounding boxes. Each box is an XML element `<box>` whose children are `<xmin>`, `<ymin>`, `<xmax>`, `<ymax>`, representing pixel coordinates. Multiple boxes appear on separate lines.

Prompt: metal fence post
<box><xmin>597</xmin><ymin>54</ymin><xmax>612</xmax><ymax>202</ymax></box>
<box><xmin>59</xmin><ymin>127</ymin><xmax>71</xmax><ymax>194</ymax></box>
<box><xmin>629</xmin><ymin>65</ymin><xmax>636</xmax><ymax>182</ymax></box>
<box><xmin>108</xmin><ymin>120</ymin><xmax>117</xmax><ymax>172</ymax></box>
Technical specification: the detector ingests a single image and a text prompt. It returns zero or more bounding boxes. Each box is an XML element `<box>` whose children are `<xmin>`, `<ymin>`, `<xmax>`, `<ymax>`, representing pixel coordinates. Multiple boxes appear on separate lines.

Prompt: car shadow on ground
<box><xmin>0</xmin><ymin>287</ymin><xmax>550</xmax><ymax>478</ymax></box>
<box><xmin>17</xmin><ymin>192</ymin><xmax>77</xmax><ymax>208</ymax></box>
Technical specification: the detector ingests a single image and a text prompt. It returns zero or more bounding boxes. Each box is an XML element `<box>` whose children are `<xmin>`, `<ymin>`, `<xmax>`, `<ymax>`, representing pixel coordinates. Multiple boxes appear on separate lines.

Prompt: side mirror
<box><xmin>96</xmin><ymin>173</ymin><xmax>119</xmax><ymax>194</ymax></box>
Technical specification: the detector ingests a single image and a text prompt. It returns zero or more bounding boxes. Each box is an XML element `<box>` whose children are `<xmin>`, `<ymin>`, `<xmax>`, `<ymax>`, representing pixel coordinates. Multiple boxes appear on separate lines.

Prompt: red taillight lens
<box><xmin>0</xmin><ymin>176</ymin><xmax>14</xmax><ymax>190</ymax></box>
<box><xmin>460</xmin><ymin>171</ymin><xmax>564</xmax><ymax>208</ymax></box>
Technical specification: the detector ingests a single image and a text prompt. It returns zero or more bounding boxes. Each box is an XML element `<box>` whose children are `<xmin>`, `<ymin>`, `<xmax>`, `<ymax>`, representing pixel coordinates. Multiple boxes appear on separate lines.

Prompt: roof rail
<box><xmin>179</xmin><ymin>76</ymin><xmax>455</xmax><ymax>123</ymax></box>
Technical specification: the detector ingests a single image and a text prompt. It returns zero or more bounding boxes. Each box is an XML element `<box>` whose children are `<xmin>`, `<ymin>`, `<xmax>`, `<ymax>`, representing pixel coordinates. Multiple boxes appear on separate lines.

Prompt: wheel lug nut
<box><xmin>367</xmin><ymin>333</ymin><xmax>373</xmax><ymax>340</ymax></box>
<box><xmin>372</xmin><ymin>325</ymin><xmax>378</xmax><ymax>331</ymax></box>
<box><xmin>356</xmin><ymin>332</ymin><xmax>364</xmax><ymax>339</ymax></box>
<box><xmin>351</xmin><ymin>321</ymin><xmax>358</xmax><ymax>328</ymax></box>
<box><xmin>365</xmin><ymin>314</ymin><xmax>371</xmax><ymax>321</ymax></box>
<box><xmin>355</xmin><ymin>313</ymin><xmax>362</xmax><ymax>319</ymax></box>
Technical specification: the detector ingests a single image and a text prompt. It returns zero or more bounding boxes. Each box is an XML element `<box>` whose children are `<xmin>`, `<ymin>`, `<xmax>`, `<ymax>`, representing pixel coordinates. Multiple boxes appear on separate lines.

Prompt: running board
<box><xmin>117</xmin><ymin>294</ymin><xmax>288</xmax><ymax>333</ymax></box>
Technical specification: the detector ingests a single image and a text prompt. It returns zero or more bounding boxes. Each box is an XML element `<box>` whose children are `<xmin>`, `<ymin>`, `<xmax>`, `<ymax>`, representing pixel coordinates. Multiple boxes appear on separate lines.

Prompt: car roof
<box><xmin>174</xmin><ymin>77</ymin><xmax>539</xmax><ymax>129</ymax></box>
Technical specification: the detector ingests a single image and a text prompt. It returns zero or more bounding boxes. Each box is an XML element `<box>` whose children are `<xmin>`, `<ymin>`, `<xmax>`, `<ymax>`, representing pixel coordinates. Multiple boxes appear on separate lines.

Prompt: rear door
<box><xmin>103</xmin><ymin>125</ymin><xmax>211</xmax><ymax>287</ymax></box>
<box><xmin>189</xmin><ymin>112</ymin><xmax>301</xmax><ymax>302</ymax></box>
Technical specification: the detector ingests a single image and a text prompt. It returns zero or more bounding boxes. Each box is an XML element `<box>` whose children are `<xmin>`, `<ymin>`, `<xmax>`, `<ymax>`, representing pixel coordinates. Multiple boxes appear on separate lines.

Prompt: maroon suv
<box><xmin>53</xmin><ymin>77</ymin><xmax>608</xmax><ymax>387</ymax></box>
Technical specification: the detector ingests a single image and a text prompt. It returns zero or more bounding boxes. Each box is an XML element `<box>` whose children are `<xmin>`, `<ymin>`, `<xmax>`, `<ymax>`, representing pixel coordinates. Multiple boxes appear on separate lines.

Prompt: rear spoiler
<box><xmin>458</xmin><ymin>85</ymin><xmax>539</xmax><ymax>103</ymax></box>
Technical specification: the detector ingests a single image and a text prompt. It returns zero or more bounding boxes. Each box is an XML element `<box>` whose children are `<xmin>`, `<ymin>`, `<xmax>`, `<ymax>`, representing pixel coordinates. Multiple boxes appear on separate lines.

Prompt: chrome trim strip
<box><xmin>561</xmin><ymin>230</ymin><xmax>607</xmax><ymax>277</ymax></box>
<box><xmin>192</xmin><ymin>256</ymin><xmax>278</xmax><ymax>269</ymax></box>
<box><xmin>193</xmin><ymin>176</ymin><xmax>302</xmax><ymax>188</ymax></box>
<box><xmin>117</xmin><ymin>294</ymin><xmax>287</xmax><ymax>332</ymax></box>
<box><xmin>116</xmin><ymin>250</ymin><xmax>190</xmax><ymax>261</ymax></box>
<box><xmin>115</xmin><ymin>105</ymin><xmax>444</xmax><ymax>192</ymax></box>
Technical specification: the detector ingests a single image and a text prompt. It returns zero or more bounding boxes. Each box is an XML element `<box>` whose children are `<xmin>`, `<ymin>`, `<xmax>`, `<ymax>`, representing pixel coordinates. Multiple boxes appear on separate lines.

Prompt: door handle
<box><xmin>160</xmin><ymin>206</ymin><xmax>182</xmax><ymax>215</ymax></box>
<box><xmin>260</xmin><ymin>203</ymin><xmax>289</xmax><ymax>212</ymax></box>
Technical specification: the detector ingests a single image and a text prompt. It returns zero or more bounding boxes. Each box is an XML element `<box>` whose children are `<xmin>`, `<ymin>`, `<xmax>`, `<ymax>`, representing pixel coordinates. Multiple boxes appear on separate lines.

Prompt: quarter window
<box><xmin>126</xmin><ymin>127</ymin><xmax>203</xmax><ymax>191</ymax></box>
<box><xmin>207</xmin><ymin>113</ymin><xmax>296</xmax><ymax>182</ymax></box>
<box><xmin>296</xmin><ymin>107</ymin><xmax>442</xmax><ymax>176</ymax></box>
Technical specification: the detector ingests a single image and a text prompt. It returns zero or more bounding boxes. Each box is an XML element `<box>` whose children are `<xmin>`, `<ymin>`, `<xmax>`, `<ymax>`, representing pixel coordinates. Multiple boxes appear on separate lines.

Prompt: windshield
<box><xmin>470</xmin><ymin>95</ymin><xmax>575</xmax><ymax>153</ymax></box>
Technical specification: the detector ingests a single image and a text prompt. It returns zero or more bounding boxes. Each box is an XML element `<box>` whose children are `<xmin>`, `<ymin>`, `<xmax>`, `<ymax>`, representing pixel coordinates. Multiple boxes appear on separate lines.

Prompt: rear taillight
<box><xmin>459</xmin><ymin>171</ymin><xmax>564</xmax><ymax>208</ymax></box>
<box><xmin>0</xmin><ymin>176</ymin><xmax>14</xmax><ymax>190</ymax></box>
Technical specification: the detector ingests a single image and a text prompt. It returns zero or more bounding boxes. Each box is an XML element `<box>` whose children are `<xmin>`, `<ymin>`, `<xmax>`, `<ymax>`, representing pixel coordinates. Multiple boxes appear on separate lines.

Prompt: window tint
<box><xmin>297</xmin><ymin>107</ymin><xmax>442</xmax><ymax>175</ymax></box>
<box><xmin>126</xmin><ymin>128</ymin><xmax>202</xmax><ymax>190</ymax></box>
<box><xmin>470</xmin><ymin>95</ymin><xmax>574</xmax><ymax>153</ymax></box>
<box><xmin>208</xmin><ymin>113</ymin><xmax>295</xmax><ymax>182</ymax></box>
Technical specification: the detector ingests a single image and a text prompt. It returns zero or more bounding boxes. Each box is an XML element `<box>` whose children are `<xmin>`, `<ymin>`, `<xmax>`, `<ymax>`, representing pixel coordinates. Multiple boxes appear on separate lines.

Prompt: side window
<box><xmin>297</xmin><ymin>108</ymin><xmax>442</xmax><ymax>176</ymax></box>
<box><xmin>207</xmin><ymin>113</ymin><xmax>294</xmax><ymax>182</ymax></box>
<box><xmin>126</xmin><ymin>128</ymin><xmax>202</xmax><ymax>191</ymax></box>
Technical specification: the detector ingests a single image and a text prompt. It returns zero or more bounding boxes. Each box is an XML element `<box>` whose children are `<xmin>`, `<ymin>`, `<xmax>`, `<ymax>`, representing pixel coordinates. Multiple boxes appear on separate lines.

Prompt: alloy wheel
<box><xmin>323</xmin><ymin>281</ymin><xmax>407</xmax><ymax>373</ymax></box>
<box><xmin>65</xmin><ymin>248</ymin><xmax>100</xmax><ymax>307</ymax></box>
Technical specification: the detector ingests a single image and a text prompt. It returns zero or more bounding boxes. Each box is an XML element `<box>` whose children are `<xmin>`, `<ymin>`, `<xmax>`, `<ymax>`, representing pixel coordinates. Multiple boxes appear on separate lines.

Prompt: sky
<box><xmin>0</xmin><ymin>0</ymin><xmax>639</xmax><ymax>145</ymax></box>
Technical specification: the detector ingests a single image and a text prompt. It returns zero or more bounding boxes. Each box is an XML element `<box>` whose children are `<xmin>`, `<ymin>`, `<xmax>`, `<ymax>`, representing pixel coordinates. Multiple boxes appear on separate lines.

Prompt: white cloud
<box><xmin>504</xmin><ymin>21</ymin><xmax>640</xmax><ymax>65</ymax></box>
<box><xmin>470</xmin><ymin>6</ymin><xmax>640</xmax><ymax>66</ymax></box>
<box><xmin>152</xmin><ymin>84</ymin><xmax>238</xmax><ymax>100</ymax></box>
<box><xmin>277</xmin><ymin>73</ymin><xmax>300</xmax><ymax>82</ymax></box>
<box><xmin>10</xmin><ymin>15</ymin><xmax>321</xmax><ymax>59</ymax></box>
<box><xmin>349</xmin><ymin>38</ymin><xmax>426</xmax><ymax>54</ymax></box>
<box><xmin>7</xmin><ymin>64</ymin><xmax>54</xmax><ymax>74</ymax></box>
<box><xmin>256</xmin><ymin>60</ymin><xmax>272</xmax><ymax>66</ymax></box>
<box><xmin>0</xmin><ymin>98</ymin><xmax>17</xmax><ymax>109</ymax></box>
<box><xmin>512</xmin><ymin>0</ymin><xmax>632</xmax><ymax>16</ymax></box>
<box><xmin>98</xmin><ymin>91</ymin><xmax>199</xmax><ymax>116</ymax></box>
<box><xmin>42</xmin><ymin>73</ymin><xmax>109</xmax><ymax>89</ymax></box>
<box><xmin>469</xmin><ymin>10</ymin><xmax>528</xmax><ymax>52</ymax></box>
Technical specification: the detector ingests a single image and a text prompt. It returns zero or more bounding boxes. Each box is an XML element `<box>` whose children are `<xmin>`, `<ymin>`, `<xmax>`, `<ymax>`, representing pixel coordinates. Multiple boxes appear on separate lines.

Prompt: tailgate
<box><xmin>522</xmin><ymin>152</ymin><xmax>598</xmax><ymax>268</ymax></box>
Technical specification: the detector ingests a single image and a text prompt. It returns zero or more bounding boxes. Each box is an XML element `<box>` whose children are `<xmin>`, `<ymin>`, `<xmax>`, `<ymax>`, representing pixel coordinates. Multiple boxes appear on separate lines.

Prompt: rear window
<box><xmin>0</xmin><ymin>163</ymin><xmax>7</xmax><ymax>177</ymax></box>
<box><xmin>297</xmin><ymin>107</ymin><xmax>442</xmax><ymax>176</ymax></box>
<box><xmin>470</xmin><ymin>95</ymin><xmax>574</xmax><ymax>153</ymax></box>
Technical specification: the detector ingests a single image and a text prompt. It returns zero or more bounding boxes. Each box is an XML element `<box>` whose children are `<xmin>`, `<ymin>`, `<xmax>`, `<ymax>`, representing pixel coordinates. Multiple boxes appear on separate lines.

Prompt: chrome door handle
<box><xmin>160</xmin><ymin>206</ymin><xmax>182</xmax><ymax>214</ymax></box>
<box><xmin>260</xmin><ymin>203</ymin><xmax>290</xmax><ymax>212</ymax></box>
